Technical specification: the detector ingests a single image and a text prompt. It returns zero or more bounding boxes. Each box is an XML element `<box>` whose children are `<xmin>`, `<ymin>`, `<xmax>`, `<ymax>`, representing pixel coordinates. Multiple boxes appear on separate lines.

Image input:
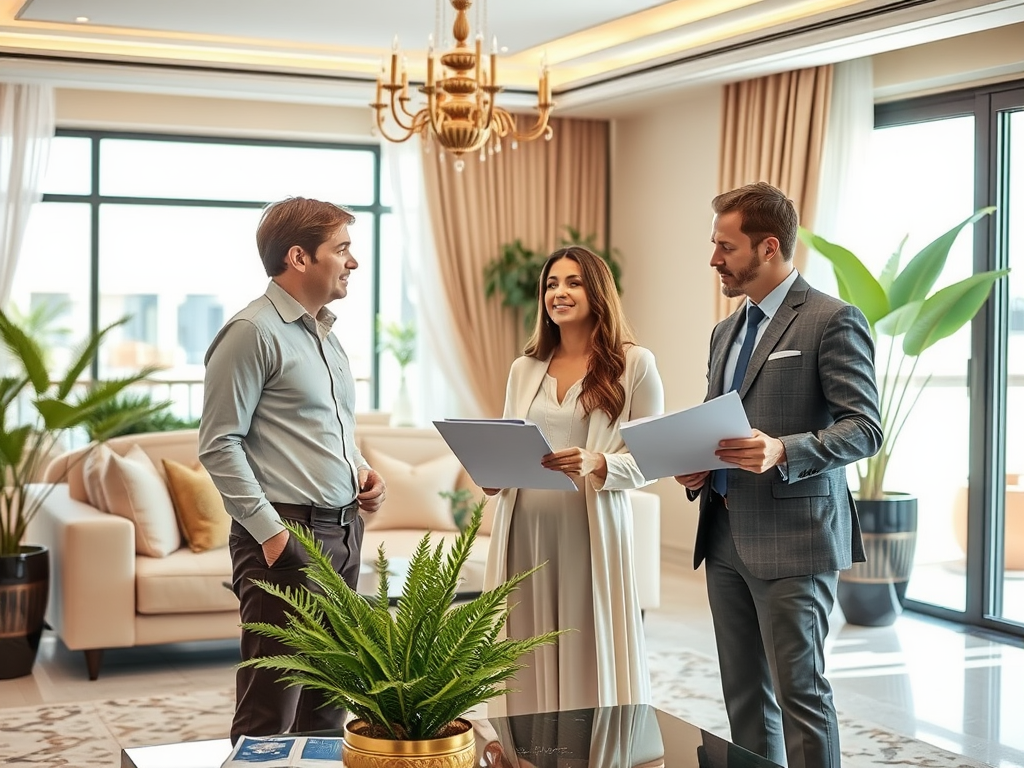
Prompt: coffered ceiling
<box><xmin>3</xmin><ymin>0</ymin><xmax>1024</xmax><ymax>115</ymax></box>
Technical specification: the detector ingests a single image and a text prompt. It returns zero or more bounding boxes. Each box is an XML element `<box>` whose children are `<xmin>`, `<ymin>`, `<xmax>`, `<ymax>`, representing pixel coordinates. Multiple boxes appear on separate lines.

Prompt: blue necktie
<box><xmin>711</xmin><ymin>303</ymin><xmax>765</xmax><ymax>498</ymax></box>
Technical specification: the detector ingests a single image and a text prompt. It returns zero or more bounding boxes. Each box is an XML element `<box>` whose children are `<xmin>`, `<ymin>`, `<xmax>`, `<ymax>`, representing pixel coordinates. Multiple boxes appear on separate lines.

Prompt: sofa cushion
<box><xmin>82</xmin><ymin>444</ymin><xmax>112</xmax><ymax>512</ymax></box>
<box><xmin>101</xmin><ymin>443</ymin><xmax>181</xmax><ymax>558</ymax></box>
<box><xmin>361</xmin><ymin>447</ymin><xmax>461</xmax><ymax>532</ymax></box>
<box><xmin>163</xmin><ymin>459</ymin><xmax>231</xmax><ymax>553</ymax></box>
<box><xmin>135</xmin><ymin>547</ymin><xmax>238</xmax><ymax>614</ymax></box>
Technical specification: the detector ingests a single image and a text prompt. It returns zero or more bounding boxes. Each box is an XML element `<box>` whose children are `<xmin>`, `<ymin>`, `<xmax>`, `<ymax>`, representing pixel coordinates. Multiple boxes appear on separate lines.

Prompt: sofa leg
<box><xmin>84</xmin><ymin>649</ymin><xmax>104</xmax><ymax>680</ymax></box>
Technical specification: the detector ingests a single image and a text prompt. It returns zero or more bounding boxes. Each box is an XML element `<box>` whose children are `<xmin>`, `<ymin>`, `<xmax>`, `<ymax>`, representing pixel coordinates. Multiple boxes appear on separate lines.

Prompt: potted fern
<box><xmin>241</xmin><ymin>501</ymin><xmax>561</xmax><ymax>768</ymax></box>
<box><xmin>800</xmin><ymin>207</ymin><xmax>1009</xmax><ymax>625</ymax></box>
<box><xmin>0</xmin><ymin>310</ymin><xmax>162</xmax><ymax>678</ymax></box>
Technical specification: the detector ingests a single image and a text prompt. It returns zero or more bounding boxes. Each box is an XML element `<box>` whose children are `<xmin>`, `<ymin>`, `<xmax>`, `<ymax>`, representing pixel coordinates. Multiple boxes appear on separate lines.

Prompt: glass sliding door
<box><xmin>993</xmin><ymin>99</ymin><xmax>1024</xmax><ymax>627</ymax></box>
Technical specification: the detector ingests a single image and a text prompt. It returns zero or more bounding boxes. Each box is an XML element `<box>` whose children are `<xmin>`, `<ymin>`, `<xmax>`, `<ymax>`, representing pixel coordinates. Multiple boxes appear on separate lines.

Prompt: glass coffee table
<box><xmin>121</xmin><ymin>704</ymin><xmax>783</xmax><ymax>768</ymax></box>
<box><xmin>356</xmin><ymin>556</ymin><xmax>485</xmax><ymax>606</ymax></box>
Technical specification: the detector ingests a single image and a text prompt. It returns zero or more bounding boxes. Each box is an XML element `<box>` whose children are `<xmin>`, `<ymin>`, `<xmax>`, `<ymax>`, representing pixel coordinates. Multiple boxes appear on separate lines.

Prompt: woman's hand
<box><xmin>541</xmin><ymin>447</ymin><xmax>607</xmax><ymax>481</ymax></box>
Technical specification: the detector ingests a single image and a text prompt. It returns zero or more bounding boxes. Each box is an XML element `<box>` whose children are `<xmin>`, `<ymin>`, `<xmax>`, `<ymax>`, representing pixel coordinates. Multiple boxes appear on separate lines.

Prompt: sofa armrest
<box><xmin>629</xmin><ymin>489</ymin><xmax>661</xmax><ymax>610</ymax></box>
<box><xmin>27</xmin><ymin>484</ymin><xmax>138</xmax><ymax>650</ymax></box>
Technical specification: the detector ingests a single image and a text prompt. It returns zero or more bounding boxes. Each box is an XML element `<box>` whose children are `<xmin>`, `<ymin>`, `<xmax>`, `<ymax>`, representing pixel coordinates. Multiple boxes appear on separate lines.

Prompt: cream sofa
<box><xmin>28</xmin><ymin>425</ymin><xmax>661</xmax><ymax>680</ymax></box>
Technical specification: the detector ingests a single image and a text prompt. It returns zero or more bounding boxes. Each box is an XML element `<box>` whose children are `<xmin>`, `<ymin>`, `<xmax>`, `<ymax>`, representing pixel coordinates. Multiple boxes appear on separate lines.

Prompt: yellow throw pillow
<box><xmin>361</xmin><ymin>447</ymin><xmax>462</xmax><ymax>532</ymax></box>
<box><xmin>163</xmin><ymin>459</ymin><xmax>232</xmax><ymax>553</ymax></box>
<box><xmin>101</xmin><ymin>444</ymin><xmax>181</xmax><ymax>558</ymax></box>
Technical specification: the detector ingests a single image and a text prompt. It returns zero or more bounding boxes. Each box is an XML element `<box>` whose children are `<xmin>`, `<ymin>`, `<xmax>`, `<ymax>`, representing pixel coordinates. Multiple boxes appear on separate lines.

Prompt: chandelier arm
<box><xmin>374</xmin><ymin>107</ymin><xmax>418</xmax><ymax>144</ymax></box>
<box><xmin>510</xmin><ymin>106</ymin><xmax>554</xmax><ymax>143</ymax></box>
<box><xmin>386</xmin><ymin>88</ymin><xmax>416</xmax><ymax>132</ymax></box>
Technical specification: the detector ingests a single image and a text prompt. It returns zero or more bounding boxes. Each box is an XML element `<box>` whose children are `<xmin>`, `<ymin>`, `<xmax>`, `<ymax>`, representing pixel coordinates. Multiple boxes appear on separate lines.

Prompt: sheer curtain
<box><xmin>806</xmin><ymin>57</ymin><xmax>875</xmax><ymax>298</ymax></box>
<box><xmin>384</xmin><ymin>140</ymin><xmax>487</xmax><ymax>420</ymax></box>
<box><xmin>0</xmin><ymin>83</ymin><xmax>54</xmax><ymax>307</ymax></box>
<box><xmin>717</xmin><ymin>65</ymin><xmax>833</xmax><ymax>321</ymax></box>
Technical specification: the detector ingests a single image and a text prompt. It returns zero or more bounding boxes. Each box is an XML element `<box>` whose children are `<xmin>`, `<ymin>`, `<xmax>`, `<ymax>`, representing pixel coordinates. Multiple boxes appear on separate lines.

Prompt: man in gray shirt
<box><xmin>199</xmin><ymin>196</ymin><xmax>386</xmax><ymax>744</ymax></box>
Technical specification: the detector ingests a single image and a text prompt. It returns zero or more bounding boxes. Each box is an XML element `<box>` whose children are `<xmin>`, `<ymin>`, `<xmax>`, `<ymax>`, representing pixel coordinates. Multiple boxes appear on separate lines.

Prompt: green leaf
<box><xmin>798</xmin><ymin>228</ymin><xmax>889</xmax><ymax>324</ymax></box>
<box><xmin>903</xmin><ymin>269</ymin><xmax>1009</xmax><ymax>356</ymax></box>
<box><xmin>889</xmin><ymin>207</ymin><xmax>995</xmax><ymax>309</ymax></box>
<box><xmin>875</xmin><ymin>301</ymin><xmax>923</xmax><ymax>338</ymax></box>
<box><xmin>878</xmin><ymin>236</ymin><xmax>906</xmax><ymax>292</ymax></box>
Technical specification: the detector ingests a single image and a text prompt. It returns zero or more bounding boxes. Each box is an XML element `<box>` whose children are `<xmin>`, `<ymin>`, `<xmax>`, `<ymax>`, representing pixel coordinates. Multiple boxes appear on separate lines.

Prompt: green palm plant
<box><xmin>241</xmin><ymin>501</ymin><xmax>561</xmax><ymax>740</ymax></box>
<box><xmin>799</xmin><ymin>207</ymin><xmax>1009</xmax><ymax>500</ymax></box>
<box><xmin>376</xmin><ymin>316</ymin><xmax>416</xmax><ymax>371</ymax></box>
<box><xmin>0</xmin><ymin>310</ymin><xmax>164</xmax><ymax>554</ymax></box>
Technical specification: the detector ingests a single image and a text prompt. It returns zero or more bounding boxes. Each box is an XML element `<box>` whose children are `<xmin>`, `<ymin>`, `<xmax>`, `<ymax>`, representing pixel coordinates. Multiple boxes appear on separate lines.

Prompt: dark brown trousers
<box><xmin>228</xmin><ymin>510</ymin><xmax>363</xmax><ymax>744</ymax></box>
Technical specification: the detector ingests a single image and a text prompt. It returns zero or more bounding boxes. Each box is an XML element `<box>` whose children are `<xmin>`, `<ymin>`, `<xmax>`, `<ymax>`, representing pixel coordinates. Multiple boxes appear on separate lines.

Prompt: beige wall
<box><xmin>55</xmin><ymin>89</ymin><xmax>371</xmax><ymax>141</ymax></box>
<box><xmin>611</xmin><ymin>85</ymin><xmax>722</xmax><ymax>562</ymax></box>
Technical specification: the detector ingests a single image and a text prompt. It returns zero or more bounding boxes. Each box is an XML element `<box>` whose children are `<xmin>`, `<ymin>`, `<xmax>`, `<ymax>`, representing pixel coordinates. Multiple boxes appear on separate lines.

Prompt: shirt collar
<box><xmin>749</xmin><ymin>268</ymin><xmax>799</xmax><ymax>321</ymax></box>
<box><xmin>265</xmin><ymin>280</ymin><xmax>337</xmax><ymax>333</ymax></box>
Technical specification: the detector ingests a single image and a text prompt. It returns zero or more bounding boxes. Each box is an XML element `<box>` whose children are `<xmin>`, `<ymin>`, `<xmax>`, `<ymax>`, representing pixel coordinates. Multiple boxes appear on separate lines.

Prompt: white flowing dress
<box><xmin>505</xmin><ymin>375</ymin><xmax>596</xmax><ymax>715</ymax></box>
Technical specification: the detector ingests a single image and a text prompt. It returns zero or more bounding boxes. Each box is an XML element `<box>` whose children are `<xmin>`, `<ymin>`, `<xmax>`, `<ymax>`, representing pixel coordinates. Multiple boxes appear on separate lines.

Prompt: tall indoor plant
<box><xmin>800</xmin><ymin>207</ymin><xmax>1009</xmax><ymax>624</ymax></box>
<box><xmin>0</xmin><ymin>310</ymin><xmax>163</xmax><ymax>678</ymax></box>
<box><xmin>241</xmin><ymin>501</ymin><xmax>561</xmax><ymax>768</ymax></box>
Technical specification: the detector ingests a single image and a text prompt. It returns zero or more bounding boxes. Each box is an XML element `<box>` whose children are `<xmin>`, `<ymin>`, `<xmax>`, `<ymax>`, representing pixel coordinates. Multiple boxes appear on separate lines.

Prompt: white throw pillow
<box><xmin>361</xmin><ymin>447</ymin><xmax>462</xmax><ymax>532</ymax></box>
<box><xmin>102</xmin><ymin>443</ymin><xmax>181</xmax><ymax>557</ymax></box>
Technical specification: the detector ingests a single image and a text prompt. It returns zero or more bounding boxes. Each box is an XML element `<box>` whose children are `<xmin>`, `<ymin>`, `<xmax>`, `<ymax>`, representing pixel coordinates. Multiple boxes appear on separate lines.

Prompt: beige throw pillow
<box><xmin>102</xmin><ymin>444</ymin><xmax>180</xmax><ymax>557</ymax></box>
<box><xmin>82</xmin><ymin>443</ymin><xmax>113</xmax><ymax>512</ymax></box>
<box><xmin>163</xmin><ymin>459</ymin><xmax>231</xmax><ymax>553</ymax></box>
<box><xmin>361</xmin><ymin>447</ymin><xmax>462</xmax><ymax>532</ymax></box>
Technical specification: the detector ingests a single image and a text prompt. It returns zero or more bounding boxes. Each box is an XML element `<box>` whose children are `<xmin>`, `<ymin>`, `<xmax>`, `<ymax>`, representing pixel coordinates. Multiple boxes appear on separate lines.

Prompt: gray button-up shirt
<box><xmin>199</xmin><ymin>280</ymin><xmax>367</xmax><ymax>544</ymax></box>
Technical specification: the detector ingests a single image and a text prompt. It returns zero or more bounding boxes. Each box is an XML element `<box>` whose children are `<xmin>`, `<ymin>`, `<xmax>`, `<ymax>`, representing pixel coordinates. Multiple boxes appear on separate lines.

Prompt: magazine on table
<box><xmin>220</xmin><ymin>735</ymin><xmax>343</xmax><ymax>767</ymax></box>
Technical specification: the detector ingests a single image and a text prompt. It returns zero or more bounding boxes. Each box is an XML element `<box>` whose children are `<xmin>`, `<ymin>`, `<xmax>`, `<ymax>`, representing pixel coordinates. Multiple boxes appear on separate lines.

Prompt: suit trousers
<box><xmin>704</xmin><ymin>494</ymin><xmax>840</xmax><ymax>768</ymax></box>
<box><xmin>228</xmin><ymin>511</ymin><xmax>363</xmax><ymax>744</ymax></box>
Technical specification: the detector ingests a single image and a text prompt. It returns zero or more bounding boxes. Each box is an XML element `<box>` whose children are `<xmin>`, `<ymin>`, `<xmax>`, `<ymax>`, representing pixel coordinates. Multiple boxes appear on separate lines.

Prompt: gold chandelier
<box><xmin>370</xmin><ymin>0</ymin><xmax>554</xmax><ymax>171</ymax></box>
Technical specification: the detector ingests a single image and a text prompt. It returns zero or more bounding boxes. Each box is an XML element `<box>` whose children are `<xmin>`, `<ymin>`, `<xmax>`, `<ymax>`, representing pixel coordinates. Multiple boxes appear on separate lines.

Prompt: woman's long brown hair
<box><xmin>524</xmin><ymin>246</ymin><xmax>637</xmax><ymax>421</ymax></box>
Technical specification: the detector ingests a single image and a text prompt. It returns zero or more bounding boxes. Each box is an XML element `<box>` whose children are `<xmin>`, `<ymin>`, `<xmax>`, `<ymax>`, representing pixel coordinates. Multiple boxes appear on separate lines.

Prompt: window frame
<box><xmin>39</xmin><ymin>128</ymin><xmax>390</xmax><ymax>408</ymax></box>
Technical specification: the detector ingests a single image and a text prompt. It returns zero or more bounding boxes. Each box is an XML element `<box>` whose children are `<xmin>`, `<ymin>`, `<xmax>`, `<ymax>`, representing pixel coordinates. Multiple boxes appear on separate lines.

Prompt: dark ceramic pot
<box><xmin>0</xmin><ymin>545</ymin><xmax>50</xmax><ymax>679</ymax></box>
<box><xmin>838</xmin><ymin>494</ymin><xmax>918</xmax><ymax>627</ymax></box>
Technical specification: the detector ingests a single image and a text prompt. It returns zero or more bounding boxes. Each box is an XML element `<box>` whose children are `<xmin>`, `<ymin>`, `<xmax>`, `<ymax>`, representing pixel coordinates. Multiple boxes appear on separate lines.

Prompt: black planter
<box><xmin>0</xmin><ymin>545</ymin><xmax>50</xmax><ymax>679</ymax></box>
<box><xmin>839</xmin><ymin>494</ymin><xmax>918</xmax><ymax>627</ymax></box>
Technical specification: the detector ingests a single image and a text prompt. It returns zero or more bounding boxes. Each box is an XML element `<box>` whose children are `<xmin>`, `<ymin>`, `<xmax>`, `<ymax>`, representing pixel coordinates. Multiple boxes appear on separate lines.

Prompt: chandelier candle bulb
<box><xmin>475</xmin><ymin>34</ymin><xmax>482</xmax><ymax>84</ymax></box>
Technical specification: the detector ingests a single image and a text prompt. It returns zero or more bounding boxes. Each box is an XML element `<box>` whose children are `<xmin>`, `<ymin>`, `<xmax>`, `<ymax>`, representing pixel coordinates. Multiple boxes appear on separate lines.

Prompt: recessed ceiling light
<box><xmin>75</xmin><ymin>16</ymin><xmax>89</xmax><ymax>23</ymax></box>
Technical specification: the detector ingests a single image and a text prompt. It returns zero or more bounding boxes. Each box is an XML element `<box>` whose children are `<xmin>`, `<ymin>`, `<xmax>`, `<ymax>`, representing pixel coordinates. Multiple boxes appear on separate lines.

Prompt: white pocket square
<box><xmin>768</xmin><ymin>350</ymin><xmax>801</xmax><ymax>360</ymax></box>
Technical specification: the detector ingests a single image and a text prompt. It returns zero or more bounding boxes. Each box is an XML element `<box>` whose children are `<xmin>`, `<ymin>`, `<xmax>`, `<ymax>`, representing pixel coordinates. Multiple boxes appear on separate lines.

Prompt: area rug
<box><xmin>0</xmin><ymin>649</ymin><xmax>994</xmax><ymax>767</ymax></box>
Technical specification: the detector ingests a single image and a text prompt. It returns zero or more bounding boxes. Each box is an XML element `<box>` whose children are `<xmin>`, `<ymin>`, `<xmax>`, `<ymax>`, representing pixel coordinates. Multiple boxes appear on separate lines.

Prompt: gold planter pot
<box><xmin>343</xmin><ymin>719</ymin><xmax>476</xmax><ymax>768</ymax></box>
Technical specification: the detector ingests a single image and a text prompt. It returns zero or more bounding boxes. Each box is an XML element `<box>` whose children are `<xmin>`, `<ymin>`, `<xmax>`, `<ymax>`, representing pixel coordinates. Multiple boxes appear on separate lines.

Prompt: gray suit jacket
<box><xmin>692</xmin><ymin>274</ymin><xmax>882</xmax><ymax>579</ymax></box>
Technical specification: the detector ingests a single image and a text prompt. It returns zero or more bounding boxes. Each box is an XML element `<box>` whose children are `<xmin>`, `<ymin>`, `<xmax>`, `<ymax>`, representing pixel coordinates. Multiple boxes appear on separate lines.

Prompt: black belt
<box><xmin>272</xmin><ymin>501</ymin><xmax>359</xmax><ymax>526</ymax></box>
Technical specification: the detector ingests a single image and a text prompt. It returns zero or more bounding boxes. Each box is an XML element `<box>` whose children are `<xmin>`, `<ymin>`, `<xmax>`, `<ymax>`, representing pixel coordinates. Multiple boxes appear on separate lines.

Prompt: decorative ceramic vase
<box><xmin>0</xmin><ymin>545</ymin><xmax>49</xmax><ymax>679</ymax></box>
<box><xmin>343</xmin><ymin>718</ymin><xmax>476</xmax><ymax>768</ymax></box>
<box><xmin>839</xmin><ymin>494</ymin><xmax>918</xmax><ymax>627</ymax></box>
<box><xmin>389</xmin><ymin>372</ymin><xmax>416</xmax><ymax>427</ymax></box>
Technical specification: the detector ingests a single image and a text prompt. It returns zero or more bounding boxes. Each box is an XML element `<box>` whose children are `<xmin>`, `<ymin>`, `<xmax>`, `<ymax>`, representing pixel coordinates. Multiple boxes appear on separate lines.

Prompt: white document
<box><xmin>620</xmin><ymin>391</ymin><xmax>752</xmax><ymax>480</ymax></box>
<box><xmin>433</xmin><ymin>419</ymin><xmax>579</xmax><ymax>491</ymax></box>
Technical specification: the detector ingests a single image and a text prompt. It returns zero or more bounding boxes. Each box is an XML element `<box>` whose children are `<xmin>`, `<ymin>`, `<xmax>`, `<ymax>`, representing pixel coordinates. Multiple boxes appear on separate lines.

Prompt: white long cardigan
<box><xmin>483</xmin><ymin>345</ymin><xmax>665</xmax><ymax>709</ymax></box>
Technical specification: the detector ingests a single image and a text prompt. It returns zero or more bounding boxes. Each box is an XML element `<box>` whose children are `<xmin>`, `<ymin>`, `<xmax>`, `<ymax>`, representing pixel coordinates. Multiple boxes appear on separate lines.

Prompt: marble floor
<box><xmin>2</xmin><ymin>561</ymin><xmax>1023</xmax><ymax>767</ymax></box>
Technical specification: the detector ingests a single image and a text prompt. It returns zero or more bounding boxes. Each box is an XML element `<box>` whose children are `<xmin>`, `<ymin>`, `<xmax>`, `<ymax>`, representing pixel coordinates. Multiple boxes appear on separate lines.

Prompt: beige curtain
<box><xmin>421</xmin><ymin>117</ymin><xmax>608</xmax><ymax>416</ymax></box>
<box><xmin>716</xmin><ymin>65</ymin><xmax>833</xmax><ymax>321</ymax></box>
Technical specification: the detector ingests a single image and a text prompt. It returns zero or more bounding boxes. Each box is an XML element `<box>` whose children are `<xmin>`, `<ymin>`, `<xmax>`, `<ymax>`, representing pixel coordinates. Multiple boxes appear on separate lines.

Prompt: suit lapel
<box><xmin>737</xmin><ymin>275</ymin><xmax>809</xmax><ymax>398</ymax></box>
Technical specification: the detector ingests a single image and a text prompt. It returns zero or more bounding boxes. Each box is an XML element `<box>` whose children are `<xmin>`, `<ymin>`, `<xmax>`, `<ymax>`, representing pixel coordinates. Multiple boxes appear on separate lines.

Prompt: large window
<box><xmin>874</xmin><ymin>80</ymin><xmax>1024</xmax><ymax>639</ymax></box>
<box><xmin>9</xmin><ymin>131</ymin><xmax>399</xmax><ymax>417</ymax></box>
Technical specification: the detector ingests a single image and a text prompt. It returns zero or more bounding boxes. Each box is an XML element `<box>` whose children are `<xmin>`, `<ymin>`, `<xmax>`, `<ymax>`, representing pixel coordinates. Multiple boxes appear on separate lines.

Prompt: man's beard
<box><xmin>719</xmin><ymin>252</ymin><xmax>760</xmax><ymax>298</ymax></box>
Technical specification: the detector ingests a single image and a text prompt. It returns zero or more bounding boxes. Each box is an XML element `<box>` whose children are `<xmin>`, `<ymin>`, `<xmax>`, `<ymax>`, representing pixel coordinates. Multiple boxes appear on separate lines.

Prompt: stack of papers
<box><xmin>620</xmin><ymin>391</ymin><xmax>752</xmax><ymax>480</ymax></box>
<box><xmin>433</xmin><ymin>419</ymin><xmax>578</xmax><ymax>491</ymax></box>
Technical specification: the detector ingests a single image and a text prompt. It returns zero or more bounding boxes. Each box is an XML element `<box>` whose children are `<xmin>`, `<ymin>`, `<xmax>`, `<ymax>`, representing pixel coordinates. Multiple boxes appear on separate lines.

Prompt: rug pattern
<box><xmin>0</xmin><ymin>649</ymin><xmax>993</xmax><ymax>767</ymax></box>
